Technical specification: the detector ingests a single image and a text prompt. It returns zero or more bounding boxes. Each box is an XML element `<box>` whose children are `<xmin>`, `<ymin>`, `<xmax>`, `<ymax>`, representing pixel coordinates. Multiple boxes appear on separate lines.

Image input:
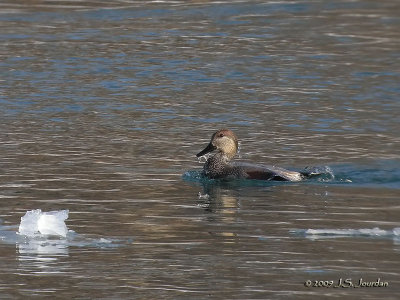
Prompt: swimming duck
<box><xmin>196</xmin><ymin>129</ymin><xmax>310</xmax><ymax>181</ymax></box>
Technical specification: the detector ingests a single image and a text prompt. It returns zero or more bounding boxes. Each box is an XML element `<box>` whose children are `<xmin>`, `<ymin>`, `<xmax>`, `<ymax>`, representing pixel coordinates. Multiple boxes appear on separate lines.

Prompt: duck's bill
<box><xmin>196</xmin><ymin>143</ymin><xmax>216</xmax><ymax>157</ymax></box>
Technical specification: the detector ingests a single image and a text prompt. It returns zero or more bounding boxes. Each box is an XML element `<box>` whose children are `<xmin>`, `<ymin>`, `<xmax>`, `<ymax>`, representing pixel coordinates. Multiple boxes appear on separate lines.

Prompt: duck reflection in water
<box><xmin>197</xmin><ymin>182</ymin><xmax>242</xmax><ymax>239</ymax></box>
<box><xmin>197</xmin><ymin>183</ymin><xmax>239</xmax><ymax>213</ymax></box>
<box><xmin>197</xmin><ymin>129</ymin><xmax>320</xmax><ymax>182</ymax></box>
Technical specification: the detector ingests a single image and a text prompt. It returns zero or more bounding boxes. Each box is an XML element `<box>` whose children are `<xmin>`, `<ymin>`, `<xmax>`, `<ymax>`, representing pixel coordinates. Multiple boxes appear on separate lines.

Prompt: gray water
<box><xmin>1</xmin><ymin>0</ymin><xmax>399</xmax><ymax>299</ymax></box>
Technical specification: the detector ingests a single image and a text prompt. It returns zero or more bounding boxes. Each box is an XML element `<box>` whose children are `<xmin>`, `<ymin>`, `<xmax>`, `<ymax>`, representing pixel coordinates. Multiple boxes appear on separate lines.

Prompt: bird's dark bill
<box><xmin>196</xmin><ymin>143</ymin><xmax>216</xmax><ymax>157</ymax></box>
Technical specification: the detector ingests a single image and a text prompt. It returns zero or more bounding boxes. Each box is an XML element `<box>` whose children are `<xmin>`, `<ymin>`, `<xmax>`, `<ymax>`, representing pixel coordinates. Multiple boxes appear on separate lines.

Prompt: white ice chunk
<box><xmin>38</xmin><ymin>210</ymin><xmax>69</xmax><ymax>237</ymax></box>
<box><xmin>358</xmin><ymin>227</ymin><xmax>388</xmax><ymax>236</ymax></box>
<box><xmin>18</xmin><ymin>209</ymin><xmax>42</xmax><ymax>237</ymax></box>
<box><xmin>18</xmin><ymin>209</ymin><xmax>69</xmax><ymax>238</ymax></box>
<box><xmin>305</xmin><ymin>227</ymin><xmax>392</xmax><ymax>237</ymax></box>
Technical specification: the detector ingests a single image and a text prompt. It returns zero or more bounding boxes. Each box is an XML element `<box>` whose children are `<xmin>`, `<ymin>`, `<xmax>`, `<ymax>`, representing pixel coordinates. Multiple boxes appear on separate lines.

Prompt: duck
<box><xmin>196</xmin><ymin>129</ymin><xmax>313</xmax><ymax>182</ymax></box>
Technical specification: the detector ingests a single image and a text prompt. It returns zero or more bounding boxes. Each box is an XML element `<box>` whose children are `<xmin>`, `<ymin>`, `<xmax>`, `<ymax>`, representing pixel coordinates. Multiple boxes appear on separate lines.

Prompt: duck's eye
<box><xmin>218</xmin><ymin>133</ymin><xmax>224</xmax><ymax>138</ymax></box>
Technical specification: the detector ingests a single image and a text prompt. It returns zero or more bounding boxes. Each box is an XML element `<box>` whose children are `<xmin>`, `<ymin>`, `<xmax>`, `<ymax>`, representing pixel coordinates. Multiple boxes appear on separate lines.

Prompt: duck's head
<box><xmin>196</xmin><ymin>129</ymin><xmax>238</xmax><ymax>160</ymax></box>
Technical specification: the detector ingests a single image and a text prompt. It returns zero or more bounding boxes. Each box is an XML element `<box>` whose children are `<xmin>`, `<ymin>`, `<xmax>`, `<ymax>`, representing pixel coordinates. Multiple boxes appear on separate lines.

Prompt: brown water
<box><xmin>1</xmin><ymin>0</ymin><xmax>399</xmax><ymax>299</ymax></box>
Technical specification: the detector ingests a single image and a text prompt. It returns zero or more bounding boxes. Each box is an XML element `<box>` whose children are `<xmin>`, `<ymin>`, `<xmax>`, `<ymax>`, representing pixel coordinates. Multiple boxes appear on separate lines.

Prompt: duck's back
<box><xmin>232</xmin><ymin>162</ymin><xmax>304</xmax><ymax>181</ymax></box>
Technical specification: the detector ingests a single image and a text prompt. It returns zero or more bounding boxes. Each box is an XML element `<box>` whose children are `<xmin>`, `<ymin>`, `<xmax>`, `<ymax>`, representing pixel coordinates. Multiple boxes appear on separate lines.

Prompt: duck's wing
<box><xmin>233</xmin><ymin>162</ymin><xmax>304</xmax><ymax>182</ymax></box>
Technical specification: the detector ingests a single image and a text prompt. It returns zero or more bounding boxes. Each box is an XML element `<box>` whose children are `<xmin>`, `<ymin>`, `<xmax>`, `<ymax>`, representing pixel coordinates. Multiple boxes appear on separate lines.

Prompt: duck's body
<box><xmin>197</xmin><ymin>129</ymin><xmax>308</xmax><ymax>182</ymax></box>
<box><xmin>204</xmin><ymin>154</ymin><xmax>304</xmax><ymax>181</ymax></box>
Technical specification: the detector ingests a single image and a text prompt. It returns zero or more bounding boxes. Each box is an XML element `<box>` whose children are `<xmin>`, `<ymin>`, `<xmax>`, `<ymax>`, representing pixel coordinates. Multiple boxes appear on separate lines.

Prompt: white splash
<box><xmin>197</xmin><ymin>153</ymin><xmax>211</xmax><ymax>163</ymax></box>
<box><xmin>18</xmin><ymin>209</ymin><xmax>69</xmax><ymax>238</ymax></box>
<box><xmin>198</xmin><ymin>192</ymin><xmax>210</xmax><ymax>200</ymax></box>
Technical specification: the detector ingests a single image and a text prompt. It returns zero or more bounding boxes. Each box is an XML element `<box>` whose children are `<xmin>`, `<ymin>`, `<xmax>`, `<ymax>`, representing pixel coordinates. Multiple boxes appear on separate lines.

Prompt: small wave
<box><xmin>325</xmin><ymin>160</ymin><xmax>400</xmax><ymax>188</ymax></box>
<box><xmin>0</xmin><ymin>183</ymin><xmax>35</xmax><ymax>188</ymax></box>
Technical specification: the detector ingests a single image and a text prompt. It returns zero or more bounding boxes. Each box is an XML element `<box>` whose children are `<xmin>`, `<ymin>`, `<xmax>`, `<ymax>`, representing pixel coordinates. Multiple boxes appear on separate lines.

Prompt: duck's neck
<box><xmin>212</xmin><ymin>151</ymin><xmax>231</xmax><ymax>162</ymax></box>
<box><xmin>204</xmin><ymin>152</ymin><xmax>231</xmax><ymax>178</ymax></box>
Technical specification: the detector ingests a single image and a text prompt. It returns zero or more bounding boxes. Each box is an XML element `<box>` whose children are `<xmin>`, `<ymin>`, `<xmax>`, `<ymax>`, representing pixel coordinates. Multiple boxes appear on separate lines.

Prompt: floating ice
<box><xmin>305</xmin><ymin>227</ymin><xmax>390</xmax><ymax>236</ymax></box>
<box><xmin>291</xmin><ymin>227</ymin><xmax>400</xmax><ymax>240</ymax></box>
<box><xmin>18</xmin><ymin>209</ymin><xmax>69</xmax><ymax>238</ymax></box>
<box><xmin>0</xmin><ymin>211</ymin><xmax>132</xmax><ymax>253</ymax></box>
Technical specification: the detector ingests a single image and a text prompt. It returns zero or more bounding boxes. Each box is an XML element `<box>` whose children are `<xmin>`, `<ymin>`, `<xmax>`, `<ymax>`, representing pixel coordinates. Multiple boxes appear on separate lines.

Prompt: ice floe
<box><xmin>18</xmin><ymin>209</ymin><xmax>69</xmax><ymax>238</ymax></box>
<box><xmin>0</xmin><ymin>210</ymin><xmax>132</xmax><ymax>255</ymax></box>
<box><xmin>291</xmin><ymin>227</ymin><xmax>400</xmax><ymax>241</ymax></box>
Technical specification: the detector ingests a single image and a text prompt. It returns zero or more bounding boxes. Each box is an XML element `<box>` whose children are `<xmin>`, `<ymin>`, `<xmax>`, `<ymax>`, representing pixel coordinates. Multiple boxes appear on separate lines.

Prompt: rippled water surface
<box><xmin>1</xmin><ymin>0</ymin><xmax>399</xmax><ymax>299</ymax></box>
